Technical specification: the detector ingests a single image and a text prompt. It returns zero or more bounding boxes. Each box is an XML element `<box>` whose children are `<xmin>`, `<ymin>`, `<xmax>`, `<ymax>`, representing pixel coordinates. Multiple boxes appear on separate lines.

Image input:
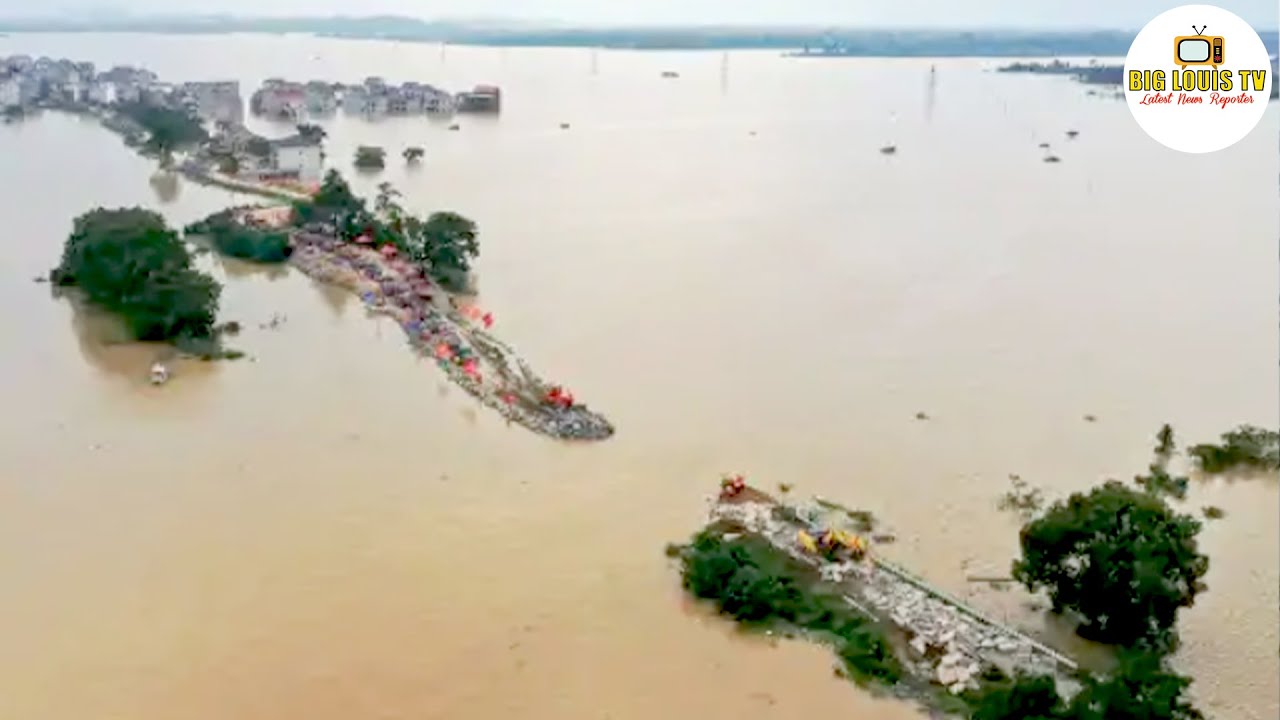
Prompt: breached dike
<box><xmin>288</xmin><ymin>232</ymin><xmax>614</xmax><ymax>441</ymax></box>
<box><xmin>701</xmin><ymin>484</ymin><xmax>1080</xmax><ymax>699</ymax></box>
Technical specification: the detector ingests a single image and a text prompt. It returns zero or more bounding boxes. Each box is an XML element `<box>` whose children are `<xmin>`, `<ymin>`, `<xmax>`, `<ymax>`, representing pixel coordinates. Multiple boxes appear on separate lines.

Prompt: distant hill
<box><xmin>1</xmin><ymin>15</ymin><xmax>1277</xmax><ymax>56</ymax></box>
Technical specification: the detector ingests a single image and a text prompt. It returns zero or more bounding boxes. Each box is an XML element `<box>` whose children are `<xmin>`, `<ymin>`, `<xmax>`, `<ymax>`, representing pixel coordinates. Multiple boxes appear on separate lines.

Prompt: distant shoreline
<box><xmin>4</xmin><ymin>19</ymin><xmax>1277</xmax><ymax>56</ymax></box>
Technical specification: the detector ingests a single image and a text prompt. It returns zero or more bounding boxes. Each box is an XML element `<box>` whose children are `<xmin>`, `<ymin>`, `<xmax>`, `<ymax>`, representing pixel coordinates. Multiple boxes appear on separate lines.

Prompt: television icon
<box><xmin>1174</xmin><ymin>35</ymin><xmax>1224</xmax><ymax>69</ymax></box>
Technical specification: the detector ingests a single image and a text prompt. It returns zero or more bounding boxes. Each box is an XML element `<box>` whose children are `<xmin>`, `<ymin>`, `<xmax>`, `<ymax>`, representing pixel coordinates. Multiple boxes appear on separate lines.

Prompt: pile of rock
<box><xmin>289</xmin><ymin>234</ymin><xmax>615</xmax><ymax>441</ymax></box>
<box><xmin>707</xmin><ymin>494</ymin><xmax>1076</xmax><ymax>695</ymax></box>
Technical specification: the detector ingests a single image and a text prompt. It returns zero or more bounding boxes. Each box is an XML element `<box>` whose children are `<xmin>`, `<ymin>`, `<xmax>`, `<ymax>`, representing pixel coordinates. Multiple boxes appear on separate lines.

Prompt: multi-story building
<box><xmin>252</xmin><ymin>79</ymin><xmax>305</xmax><ymax>120</ymax></box>
<box><xmin>181</xmin><ymin>81</ymin><xmax>243</xmax><ymax>125</ymax></box>
<box><xmin>87</xmin><ymin>81</ymin><xmax>118</xmax><ymax>106</ymax></box>
<box><xmin>456</xmin><ymin>85</ymin><xmax>501</xmax><ymax>113</ymax></box>
<box><xmin>267</xmin><ymin>135</ymin><xmax>323</xmax><ymax>182</ymax></box>
<box><xmin>304</xmin><ymin>81</ymin><xmax>338</xmax><ymax>114</ymax></box>
<box><xmin>0</xmin><ymin>74</ymin><xmax>20</xmax><ymax>108</ymax></box>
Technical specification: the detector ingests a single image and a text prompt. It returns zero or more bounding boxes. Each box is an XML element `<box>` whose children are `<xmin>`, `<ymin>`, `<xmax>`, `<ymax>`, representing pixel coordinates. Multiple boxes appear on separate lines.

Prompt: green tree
<box><xmin>311</xmin><ymin>169</ymin><xmax>363</xmax><ymax>214</ymax></box>
<box><xmin>1066</xmin><ymin>652</ymin><xmax>1203</xmax><ymax>720</ymax></box>
<box><xmin>1188</xmin><ymin>425</ymin><xmax>1280</xmax><ymax>473</ymax></box>
<box><xmin>417</xmin><ymin>211</ymin><xmax>479</xmax><ymax>288</ymax></box>
<box><xmin>969</xmin><ymin>674</ymin><xmax>1065</xmax><ymax>720</ymax></box>
<box><xmin>117</xmin><ymin>101</ymin><xmax>209</xmax><ymax>160</ymax></box>
<box><xmin>1155</xmin><ymin>424</ymin><xmax>1176</xmax><ymax>459</ymax></box>
<box><xmin>296</xmin><ymin>123</ymin><xmax>327</xmax><ymax>142</ymax></box>
<box><xmin>1012</xmin><ymin>481</ymin><xmax>1208</xmax><ymax>646</ymax></box>
<box><xmin>185</xmin><ymin>210</ymin><xmax>291</xmax><ymax>264</ymax></box>
<box><xmin>52</xmin><ymin>208</ymin><xmax>221</xmax><ymax>341</ymax></box>
<box><xmin>354</xmin><ymin>145</ymin><xmax>386</xmax><ymax>169</ymax></box>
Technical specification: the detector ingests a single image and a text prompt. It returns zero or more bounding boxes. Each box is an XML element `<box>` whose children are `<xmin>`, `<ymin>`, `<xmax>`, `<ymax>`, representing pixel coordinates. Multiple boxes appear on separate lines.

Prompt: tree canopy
<box><xmin>1188</xmin><ymin>425</ymin><xmax>1280</xmax><ymax>473</ymax></box>
<box><xmin>52</xmin><ymin>208</ymin><xmax>221</xmax><ymax>342</ymax></box>
<box><xmin>354</xmin><ymin>145</ymin><xmax>386</xmax><ymax>169</ymax></box>
<box><xmin>296</xmin><ymin>171</ymin><xmax>480</xmax><ymax>291</ymax></box>
<box><xmin>1011</xmin><ymin>481</ymin><xmax>1207</xmax><ymax>646</ymax></box>
<box><xmin>969</xmin><ymin>674</ymin><xmax>1065</xmax><ymax>720</ymax></box>
<box><xmin>680</xmin><ymin>529</ymin><xmax>902</xmax><ymax>685</ymax></box>
<box><xmin>965</xmin><ymin>655</ymin><xmax>1203</xmax><ymax>720</ymax></box>
<box><xmin>1067</xmin><ymin>652</ymin><xmax>1203</xmax><ymax>720</ymax></box>
<box><xmin>296</xmin><ymin>123</ymin><xmax>327</xmax><ymax>143</ymax></box>
<box><xmin>185</xmin><ymin>210</ymin><xmax>292</xmax><ymax>264</ymax></box>
<box><xmin>116</xmin><ymin>101</ymin><xmax>208</xmax><ymax>158</ymax></box>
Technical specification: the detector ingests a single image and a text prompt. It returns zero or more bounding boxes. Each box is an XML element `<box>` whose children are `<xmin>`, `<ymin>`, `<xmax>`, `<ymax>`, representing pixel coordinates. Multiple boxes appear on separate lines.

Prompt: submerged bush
<box><xmin>186</xmin><ymin>210</ymin><xmax>292</xmax><ymax>264</ymax></box>
<box><xmin>1187</xmin><ymin>425</ymin><xmax>1279</xmax><ymax>474</ymax></box>
<box><xmin>679</xmin><ymin>529</ymin><xmax>902</xmax><ymax>685</ymax></box>
<box><xmin>53</xmin><ymin>207</ymin><xmax>221</xmax><ymax>342</ymax></box>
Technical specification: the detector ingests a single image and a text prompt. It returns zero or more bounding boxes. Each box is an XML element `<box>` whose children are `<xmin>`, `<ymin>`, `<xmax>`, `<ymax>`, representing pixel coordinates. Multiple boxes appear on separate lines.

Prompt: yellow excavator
<box><xmin>797</xmin><ymin>528</ymin><xmax>867</xmax><ymax>560</ymax></box>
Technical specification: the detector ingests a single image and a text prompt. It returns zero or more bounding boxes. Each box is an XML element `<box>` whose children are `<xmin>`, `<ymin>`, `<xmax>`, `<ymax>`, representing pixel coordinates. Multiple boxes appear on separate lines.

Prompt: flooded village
<box><xmin>1</xmin><ymin>53</ymin><xmax>502</xmax><ymax>193</ymax></box>
<box><xmin>0</xmin><ymin>28</ymin><xmax>1276</xmax><ymax>720</ymax></box>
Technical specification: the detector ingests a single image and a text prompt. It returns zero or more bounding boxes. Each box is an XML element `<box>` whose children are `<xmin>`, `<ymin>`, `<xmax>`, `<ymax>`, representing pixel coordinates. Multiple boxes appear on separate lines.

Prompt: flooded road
<box><xmin>0</xmin><ymin>34</ymin><xmax>1276</xmax><ymax>720</ymax></box>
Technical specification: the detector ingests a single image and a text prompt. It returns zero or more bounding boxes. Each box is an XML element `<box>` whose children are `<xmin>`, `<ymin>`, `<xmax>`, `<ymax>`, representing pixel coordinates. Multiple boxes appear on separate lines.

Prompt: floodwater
<box><xmin>0</xmin><ymin>33</ymin><xmax>1276</xmax><ymax>720</ymax></box>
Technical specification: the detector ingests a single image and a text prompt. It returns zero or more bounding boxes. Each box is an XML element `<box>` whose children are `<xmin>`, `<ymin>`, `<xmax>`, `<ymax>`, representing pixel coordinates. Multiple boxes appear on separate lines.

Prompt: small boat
<box><xmin>1038</xmin><ymin>142</ymin><xmax>1051</xmax><ymax>149</ymax></box>
<box><xmin>448</xmin><ymin>123</ymin><xmax>460</xmax><ymax>131</ymax></box>
<box><xmin>1043</xmin><ymin>155</ymin><xmax>1062</xmax><ymax>163</ymax></box>
<box><xmin>560</xmin><ymin>122</ymin><xmax>571</xmax><ymax>129</ymax></box>
<box><xmin>879</xmin><ymin>145</ymin><xmax>897</xmax><ymax>155</ymax></box>
<box><xmin>661</xmin><ymin>70</ymin><xmax>680</xmax><ymax>78</ymax></box>
<box><xmin>1066</xmin><ymin>129</ymin><xmax>1080</xmax><ymax>139</ymax></box>
<box><xmin>149</xmin><ymin>363</ymin><xmax>170</xmax><ymax>385</ymax></box>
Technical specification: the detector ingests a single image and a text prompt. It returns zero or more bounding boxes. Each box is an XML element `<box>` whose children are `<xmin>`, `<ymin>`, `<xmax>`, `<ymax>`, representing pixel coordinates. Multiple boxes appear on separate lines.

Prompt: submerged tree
<box><xmin>1187</xmin><ymin>425</ymin><xmax>1280</xmax><ymax>473</ymax></box>
<box><xmin>969</xmin><ymin>674</ymin><xmax>1065</xmax><ymax>720</ymax></box>
<box><xmin>354</xmin><ymin>145</ymin><xmax>386</xmax><ymax>170</ymax></box>
<box><xmin>1066</xmin><ymin>651</ymin><xmax>1204</xmax><ymax>720</ymax></box>
<box><xmin>52</xmin><ymin>208</ymin><xmax>221</xmax><ymax>342</ymax></box>
<box><xmin>403</xmin><ymin>146</ymin><xmax>425</xmax><ymax>163</ymax></box>
<box><xmin>417</xmin><ymin>211</ymin><xmax>480</xmax><ymax>290</ymax></box>
<box><xmin>117</xmin><ymin>101</ymin><xmax>209</xmax><ymax>162</ymax></box>
<box><xmin>1012</xmin><ymin>481</ymin><xmax>1208</xmax><ymax>646</ymax></box>
<box><xmin>296</xmin><ymin>123</ymin><xmax>327</xmax><ymax>143</ymax></box>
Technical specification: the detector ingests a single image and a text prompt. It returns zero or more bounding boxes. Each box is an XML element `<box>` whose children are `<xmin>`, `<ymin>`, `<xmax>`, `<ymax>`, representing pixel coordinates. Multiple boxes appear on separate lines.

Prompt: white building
<box><xmin>88</xmin><ymin>81</ymin><xmax>118</xmax><ymax>106</ymax></box>
<box><xmin>0</xmin><ymin>77</ymin><xmax>20</xmax><ymax>108</ymax></box>
<box><xmin>269</xmin><ymin>136</ymin><xmax>323</xmax><ymax>182</ymax></box>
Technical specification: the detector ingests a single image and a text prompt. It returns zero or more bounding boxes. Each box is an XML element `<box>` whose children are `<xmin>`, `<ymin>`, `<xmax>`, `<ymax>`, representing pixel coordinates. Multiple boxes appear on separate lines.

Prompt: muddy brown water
<box><xmin>0</xmin><ymin>35</ymin><xmax>1276</xmax><ymax>720</ymax></box>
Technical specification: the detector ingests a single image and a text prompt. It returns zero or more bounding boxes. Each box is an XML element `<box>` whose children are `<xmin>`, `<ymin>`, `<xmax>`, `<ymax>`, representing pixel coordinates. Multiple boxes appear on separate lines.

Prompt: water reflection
<box><xmin>66</xmin><ymin>294</ymin><xmax>168</xmax><ymax>378</ymax></box>
<box><xmin>149</xmin><ymin>170</ymin><xmax>181</xmax><ymax>203</ymax></box>
<box><xmin>925</xmin><ymin>65</ymin><xmax>938</xmax><ymax>123</ymax></box>
<box><xmin>214</xmin><ymin>253</ymin><xmax>290</xmax><ymax>282</ymax></box>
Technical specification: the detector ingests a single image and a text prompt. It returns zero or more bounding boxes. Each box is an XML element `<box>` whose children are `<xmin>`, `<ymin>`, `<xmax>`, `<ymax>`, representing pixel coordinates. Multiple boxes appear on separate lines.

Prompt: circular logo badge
<box><xmin>1124</xmin><ymin>4</ymin><xmax>1272</xmax><ymax>153</ymax></box>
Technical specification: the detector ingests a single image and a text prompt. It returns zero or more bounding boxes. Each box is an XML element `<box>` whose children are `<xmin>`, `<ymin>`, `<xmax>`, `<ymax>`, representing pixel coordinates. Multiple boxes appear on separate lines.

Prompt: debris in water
<box><xmin>1083</xmin><ymin>414</ymin><xmax>1097</xmax><ymax>422</ymax></box>
<box><xmin>559</xmin><ymin>122</ymin><xmax>570</xmax><ymax>129</ymax></box>
<box><xmin>879</xmin><ymin>145</ymin><xmax>897</xmax><ymax>155</ymax></box>
<box><xmin>915</xmin><ymin>411</ymin><xmax>930</xmax><ymax>420</ymax></box>
<box><xmin>1043</xmin><ymin>155</ymin><xmax>1061</xmax><ymax>163</ymax></box>
<box><xmin>149</xmin><ymin>362</ymin><xmax>169</xmax><ymax>385</ymax></box>
<box><xmin>1066</xmin><ymin>129</ymin><xmax>1080</xmax><ymax>139</ymax></box>
<box><xmin>1038</xmin><ymin>142</ymin><xmax>1051</xmax><ymax>149</ymax></box>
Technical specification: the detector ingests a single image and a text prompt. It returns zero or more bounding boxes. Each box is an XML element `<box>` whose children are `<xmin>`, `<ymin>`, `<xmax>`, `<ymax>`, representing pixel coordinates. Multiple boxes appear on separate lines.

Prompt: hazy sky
<box><xmin>2</xmin><ymin>0</ymin><xmax>1276</xmax><ymax>29</ymax></box>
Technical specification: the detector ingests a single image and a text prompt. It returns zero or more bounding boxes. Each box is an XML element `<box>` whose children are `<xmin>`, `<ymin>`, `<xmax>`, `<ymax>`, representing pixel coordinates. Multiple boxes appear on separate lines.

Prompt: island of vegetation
<box><xmin>49</xmin><ymin>208</ymin><xmax>234</xmax><ymax>359</ymax></box>
<box><xmin>354</xmin><ymin>145</ymin><xmax>386</xmax><ymax>170</ymax></box>
<box><xmin>1187</xmin><ymin>424</ymin><xmax>1279</xmax><ymax>474</ymax></box>
<box><xmin>670</xmin><ymin>424</ymin><xmax>1215</xmax><ymax>718</ymax></box>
